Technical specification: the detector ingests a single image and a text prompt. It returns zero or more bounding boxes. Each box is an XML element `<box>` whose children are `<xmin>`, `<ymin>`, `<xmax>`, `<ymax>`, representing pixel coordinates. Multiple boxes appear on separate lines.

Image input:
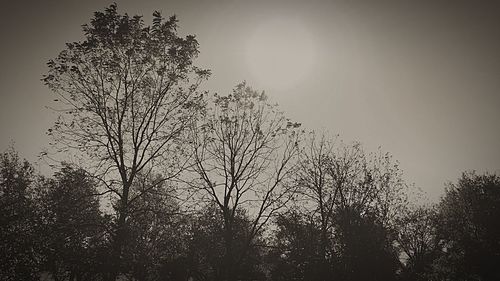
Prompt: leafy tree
<box><xmin>187</xmin><ymin>82</ymin><xmax>301</xmax><ymax>281</ymax></box>
<box><xmin>269</xmin><ymin>210</ymin><xmax>324</xmax><ymax>281</ymax></box>
<box><xmin>433</xmin><ymin>172</ymin><xmax>500</xmax><ymax>281</ymax></box>
<box><xmin>331</xmin><ymin>206</ymin><xmax>400</xmax><ymax>281</ymax></box>
<box><xmin>35</xmin><ymin>164</ymin><xmax>107</xmax><ymax>281</ymax></box>
<box><xmin>43</xmin><ymin>4</ymin><xmax>209</xmax><ymax>279</ymax></box>
<box><xmin>0</xmin><ymin>148</ymin><xmax>40</xmax><ymax>280</ymax></box>
<box><xmin>272</xmin><ymin>133</ymin><xmax>409</xmax><ymax>281</ymax></box>
<box><xmin>270</xmin><ymin>207</ymin><xmax>400</xmax><ymax>281</ymax></box>
<box><xmin>123</xmin><ymin>173</ymin><xmax>187</xmax><ymax>281</ymax></box>
<box><xmin>396</xmin><ymin>206</ymin><xmax>441</xmax><ymax>281</ymax></box>
<box><xmin>188</xmin><ymin>204</ymin><xmax>267</xmax><ymax>281</ymax></box>
<box><xmin>294</xmin><ymin>133</ymin><xmax>407</xmax><ymax>276</ymax></box>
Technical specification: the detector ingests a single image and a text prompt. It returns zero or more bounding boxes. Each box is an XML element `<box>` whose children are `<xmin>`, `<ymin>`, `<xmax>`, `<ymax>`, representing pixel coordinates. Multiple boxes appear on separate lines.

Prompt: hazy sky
<box><xmin>1</xmin><ymin>0</ymin><xmax>499</xmax><ymax>201</ymax></box>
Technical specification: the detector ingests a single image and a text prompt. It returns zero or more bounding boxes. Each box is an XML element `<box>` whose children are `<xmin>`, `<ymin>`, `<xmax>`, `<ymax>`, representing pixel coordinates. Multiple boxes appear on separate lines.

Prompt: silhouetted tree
<box><xmin>269</xmin><ymin>210</ymin><xmax>324</xmax><ymax>281</ymax></box>
<box><xmin>187</xmin><ymin>83</ymin><xmax>301</xmax><ymax>281</ymax></box>
<box><xmin>0</xmin><ymin>148</ymin><xmax>40</xmax><ymax>280</ymax></box>
<box><xmin>325</xmin><ymin>142</ymin><xmax>408</xmax><ymax>226</ymax></box>
<box><xmin>432</xmin><ymin>172</ymin><xmax>500</xmax><ymax>281</ymax></box>
<box><xmin>396</xmin><ymin>206</ymin><xmax>441</xmax><ymax>281</ymax></box>
<box><xmin>270</xmin><ymin>207</ymin><xmax>400</xmax><ymax>281</ymax></box>
<box><xmin>43</xmin><ymin>4</ymin><xmax>209</xmax><ymax>279</ymax></box>
<box><xmin>188</xmin><ymin>204</ymin><xmax>267</xmax><ymax>281</ymax></box>
<box><xmin>289</xmin><ymin>133</ymin><xmax>408</xmax><ymax>281</ymax></box>
<box><xmin>124</xmin><ymin>173</ymin><xmax>187</xmax><ymax>281</ymax></box>
<box><xmin>35</xmin><ymin>164</ymin><xmax>107</xmax><ymax>281</ymax></box>
<box><xmin>294</xmin><ymin>133</ymin><xmax>335</xmax><ymax>271</ymax></box>
<box><xmin>331</xmin><ymin>206</ymin><xmax>400</xmax><ymax>281</ymax></box>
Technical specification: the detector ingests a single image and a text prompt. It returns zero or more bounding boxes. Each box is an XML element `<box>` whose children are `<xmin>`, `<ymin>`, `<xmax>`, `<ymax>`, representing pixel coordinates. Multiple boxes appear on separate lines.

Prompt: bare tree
<box><xmin>296</xmin><ymin>132</ymin><xmax>409</xmax><ymax>263</ymax></box>
<box><xmin>294</xmin><ymin>133</ymin><xmax>336</xmax><ymax>263</ymax></box>
<box><xmin>43</xmin><ymin>4</ymin><xmax>209</xmax><ymax>279</ymax></box>
<box><xmin>187</xmin><ymin>82</ymin><xmax>301</xmax><ymax>281</ymax></box>
<box><xmin>328</xmin><ymin>139</ymin><xmax>407</xmax><ymax>225</ymax></box>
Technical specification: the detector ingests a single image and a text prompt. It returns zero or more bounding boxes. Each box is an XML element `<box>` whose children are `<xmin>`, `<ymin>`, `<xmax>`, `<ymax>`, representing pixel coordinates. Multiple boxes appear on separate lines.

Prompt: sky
<box><xmin>1</xmin><ymin>0</ymin><xmax>499</xmax><ymax>201</ymax></box>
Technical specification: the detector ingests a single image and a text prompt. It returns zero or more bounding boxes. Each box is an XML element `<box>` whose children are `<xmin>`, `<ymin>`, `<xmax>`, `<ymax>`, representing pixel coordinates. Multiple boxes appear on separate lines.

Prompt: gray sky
<box><xmin>1</xmin><ymin>0</ymin><xmax>499</xmax><ymax>201</ymax></box>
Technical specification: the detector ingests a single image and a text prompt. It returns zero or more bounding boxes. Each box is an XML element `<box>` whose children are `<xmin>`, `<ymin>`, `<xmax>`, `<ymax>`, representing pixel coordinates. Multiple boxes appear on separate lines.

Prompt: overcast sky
<box><xmin>1</xmin><ymin>0</ymin><xmax>499</xmax><ymax>201</ymax></box>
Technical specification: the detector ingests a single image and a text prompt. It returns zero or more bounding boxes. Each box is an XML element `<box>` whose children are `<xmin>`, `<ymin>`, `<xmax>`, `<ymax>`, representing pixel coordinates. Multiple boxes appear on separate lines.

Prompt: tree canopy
<box><xmin>43</xmin><ymin>4</ymin><xmax>209</xmax><ymax>279</ymax></box>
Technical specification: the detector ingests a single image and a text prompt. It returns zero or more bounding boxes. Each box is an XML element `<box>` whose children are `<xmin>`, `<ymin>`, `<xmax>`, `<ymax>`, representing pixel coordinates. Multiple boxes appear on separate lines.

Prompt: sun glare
<box><xmin>245</xmin><ymin>18</ymin><xmax>316</xmax><ymax>92</ymax></box>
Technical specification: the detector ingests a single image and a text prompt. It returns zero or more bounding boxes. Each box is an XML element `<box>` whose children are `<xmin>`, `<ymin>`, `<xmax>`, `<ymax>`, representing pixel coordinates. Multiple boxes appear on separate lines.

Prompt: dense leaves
<box><xmin>36</xmin><ymin>164</ymin><xmax>107</xmax><ymax>281</ymax></box>
<box><xmin>433</xmin><ymin>172</ymin><xmax>500</xmax><ymax>281</ymax></box>
<box><xmin>0</xmin><ymin>149</ymin><xmax>39</xmax><ymax>281</ymax></box>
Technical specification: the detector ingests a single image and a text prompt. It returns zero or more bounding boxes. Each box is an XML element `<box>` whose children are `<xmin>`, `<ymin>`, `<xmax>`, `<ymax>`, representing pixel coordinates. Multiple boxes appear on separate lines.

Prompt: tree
<box><xmin>187</xmin><ymin>204</ymin><xmax>267</xmax><ymax>281</ymax></box>
<box><xmin>187</xmin><ymin>82</ymin><xmax>301</xmax><ymax>281</ymax></box>
<box><xmin>290</xmin><ymin>133</ymin><xmax>337</xmax><ymax>280</ymax></box>
<box><xmin>396</xmin><ymin>206</ymin><xmax>441</xmax><ymax>281</ymax></box>
<box><xmin>433</xmin><ymin>172</ymin><xmax>500</xmax><ymax>281</ymax></box>
<box><xmin>289</xmin><ymin>132</ymin><xmax>408</xmax><ymax>281</ymax></box>
<box><xmin>270</xmin><ymin>207</ymin><xmax>400</xmax><ymax>281</ymax></box>
<box><xmin>43</xmin><ymin>4</ymin><xmax>209</xmax><ymax>279</ymax></box>
<box><xmin>36</xmin><ymin>164</ymin><xmax>107</xmax><ymax>281</ymax></box>
<box><xmin>331</xmin><ymin>206</ymin><xmax>400</xmax><ymax>281</ymax></box>
<box><xmin>269</xmin><ymin>210</ymin><xmax>324</xmax><ymax>281</ymax></box>
<box><xmin>123</xmin><ymin>173</ymin><xmax>187</xmax><ymax>281</ymax></box>
<box><xmin>0</xmin><ymin>148</ymin><xmax>40</xmax><ymax>281</ymax></box>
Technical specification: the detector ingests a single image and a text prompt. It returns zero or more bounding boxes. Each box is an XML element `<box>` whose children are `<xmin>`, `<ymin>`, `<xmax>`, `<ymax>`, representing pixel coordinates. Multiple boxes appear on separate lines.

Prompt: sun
<box><xmin>245</xmin><ymin>18</ymin><xmax>316</xmax><ymax>92</ymax></box>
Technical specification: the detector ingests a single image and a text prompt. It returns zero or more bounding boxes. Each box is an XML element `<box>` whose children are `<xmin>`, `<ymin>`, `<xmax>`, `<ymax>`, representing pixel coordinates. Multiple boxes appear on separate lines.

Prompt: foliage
<box><xmin>123</xmin><ymin>173</ymin><xmax>186</xmax><ymax>281</ymax></box>
<box><xmin>2</xmin><ymin>3</ymin><xmax>496</xmax><ymax>281</ymax></box>
<box><xmin>269</xmin><ymin>210</ymin><xmax>324</xmax><ymax>281</ymax></box>
<box><xmin>188</xmin><ymin>204</ymin><xmax>267</xmax><ymax>281</ymax></box>
<box><xmin>35</xmin><ymin>164</ymin><xmax>107</xmax><ymax>281</ymax></box>
<box><xmin>0</xmin><ymin>148</ymin><xmax>39</xmax><ymax>280</ymax></box>
<box><xmin>43</xmin><ymin>4</ymin><xmax>209</xmax><ymax>278</ymax></box>
<box><xmin>396</xmin><ymin>206</ymin><xmax>441</xmax><ymax>281</ymax></box>
<box><xmin>432</xmin><ymin>172</ymin><xmax>500</xmax><ymax>281</ymax></box>
<box><xmin>270</xmin><ymin>206</ymin><xmax>400</xmax><ymax>281</ymax></box>
<box><xmin>331</xmin><ymin>206</ymin><xmax>400</xmax><ymax>281</ymax></box>
<box><xmin>267</xmin><ymin>134</ymin><xmax>409</xmax><ymax>281</ymax></box>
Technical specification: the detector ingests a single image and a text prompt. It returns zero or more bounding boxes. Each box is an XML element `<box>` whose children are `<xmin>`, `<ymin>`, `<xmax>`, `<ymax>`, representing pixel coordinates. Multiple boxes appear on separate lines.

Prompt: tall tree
<box><xmin>43</xmin><ymin>4</ymin><xmax>209</xmax><ymax>279</ymax></box>
<box><xmin>187</xmin><ymin>83</ymin><xmax>301</xmax><ymax>281</ymax></box>
<box><xmin>294</xmin><ymin>133</ymin><xmax>336</xmax><ymax>268</ymax></box>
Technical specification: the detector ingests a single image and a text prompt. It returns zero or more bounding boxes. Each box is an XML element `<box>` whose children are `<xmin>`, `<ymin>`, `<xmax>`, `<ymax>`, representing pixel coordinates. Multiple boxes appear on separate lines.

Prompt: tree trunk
<box><xmin>108</xmin><ymin>182</ymin><xmax>131</xmax><ymax>281</ymax></box>
<box><xmin>222</xmin><ymin>212</ymin><xmax>236</xmax><ymax>281</ymax></box>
